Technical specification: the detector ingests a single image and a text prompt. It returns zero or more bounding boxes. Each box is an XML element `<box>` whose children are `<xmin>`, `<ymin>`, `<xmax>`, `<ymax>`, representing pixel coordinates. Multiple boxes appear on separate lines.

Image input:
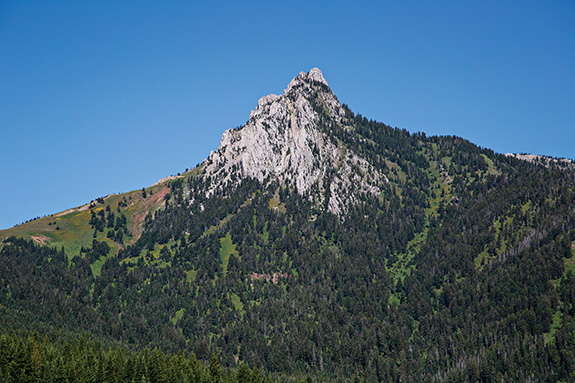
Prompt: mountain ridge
<box><xmin>3</xmin><ymin>68</ymin><xmax>572</xmax><ymax>234</ymax></box>
<box><xmin>2</xmin><ymin>68</ymin><xmax>575</xmax><ymax>382</ymax></box>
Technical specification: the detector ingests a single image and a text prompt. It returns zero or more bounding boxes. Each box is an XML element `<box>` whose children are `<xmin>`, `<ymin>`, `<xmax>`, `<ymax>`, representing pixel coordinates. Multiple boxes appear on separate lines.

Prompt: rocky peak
<box><xmin>285</xmin><ymin>67</ymin><xmax>328</xmax><ymax>93</ymax></box>
<box><xmin>203</xmin><ymin>68</ymin><xmax>387</xmax><ymax>215</ymax></box>
<box><xmin>308</xmin><ymin>67</ymin><xmax>328</xmax><ymax>84</ymax></box>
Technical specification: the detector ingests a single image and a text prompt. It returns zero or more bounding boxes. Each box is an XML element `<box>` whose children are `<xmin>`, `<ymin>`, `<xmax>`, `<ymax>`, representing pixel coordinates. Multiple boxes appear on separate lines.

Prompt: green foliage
<box><xmin>220</xmin><ymin>232</ymin><xmax>238</xmax><ymax>276</ymax></box>
<box><xmin>0</xmin><ymin>185</ymin><xmax>169</xmax><ymax>259</ymax></box>
<box><xmin>0</xmin><ymin>331</ymin><xmax>271</xmax><ymax>383</ymax></box>
<box><xmin>2</xmin><ymin>88</ymin><xmax>575</xmax><ymax>381</ymax></box>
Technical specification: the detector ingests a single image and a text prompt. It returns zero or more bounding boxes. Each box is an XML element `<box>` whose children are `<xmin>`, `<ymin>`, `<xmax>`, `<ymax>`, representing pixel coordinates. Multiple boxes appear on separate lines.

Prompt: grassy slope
<box><xmin>220</xmin><ymin>232</ymin><xmax>238</xmax><ymax>276</ymax></box>
<box><xmin>385</xmin><ymin>148</ymin><xmax>454</xmax><ymax>286</ymax></box>
<box><xmin>0</xmin><ymin>179</ymin><xmax>177</xmax><ymax>259</ymax></box>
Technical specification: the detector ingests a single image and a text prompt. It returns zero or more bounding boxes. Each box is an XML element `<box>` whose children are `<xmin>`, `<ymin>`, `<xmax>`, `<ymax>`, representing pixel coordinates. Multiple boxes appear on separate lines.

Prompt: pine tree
<box><xmin>208</xmin><ymin>354</ymin><xmax>222</xmax><ymax>383</ymax></box>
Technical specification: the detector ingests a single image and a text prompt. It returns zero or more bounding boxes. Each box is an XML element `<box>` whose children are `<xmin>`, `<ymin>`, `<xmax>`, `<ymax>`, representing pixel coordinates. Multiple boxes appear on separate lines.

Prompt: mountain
<box><xmin>1</xmin><ymin>68</ymin><xmax>575</xmax><ymax>382</ymax></box>
<box><xmin>204</xmin><ymin>68</ymin><xmax>386</xmax><ymax>215</ymax></box>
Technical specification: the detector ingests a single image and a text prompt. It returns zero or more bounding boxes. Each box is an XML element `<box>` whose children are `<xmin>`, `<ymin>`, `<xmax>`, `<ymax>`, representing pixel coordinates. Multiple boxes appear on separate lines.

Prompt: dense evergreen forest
<box><xmin>0</xmin><ymin>331</ymin><xmax>271</xmax><ymax>382</ymax></box>
<box><xmin>2</xmin><ymin>80</ymin><xmax>575</xmax><ymax>382</ymax></box>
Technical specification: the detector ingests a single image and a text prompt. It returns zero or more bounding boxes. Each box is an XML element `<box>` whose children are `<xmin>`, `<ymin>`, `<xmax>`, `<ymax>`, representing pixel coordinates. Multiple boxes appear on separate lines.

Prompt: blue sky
<box><xmin>1</xmin><ymin>1</ymin><xmax>574</xmax><ymax>229</ymax></box>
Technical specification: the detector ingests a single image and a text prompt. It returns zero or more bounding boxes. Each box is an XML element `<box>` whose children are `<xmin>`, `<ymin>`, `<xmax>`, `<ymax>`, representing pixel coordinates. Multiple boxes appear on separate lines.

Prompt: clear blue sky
<box><xmin>1</xmin><ymin>1</ymin><xmax>574</xmax><ymax>229</ymax></box>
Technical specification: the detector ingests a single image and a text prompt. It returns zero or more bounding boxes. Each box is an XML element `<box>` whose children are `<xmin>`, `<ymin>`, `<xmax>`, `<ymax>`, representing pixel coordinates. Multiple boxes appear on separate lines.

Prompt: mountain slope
<box><xmin>2</xmin><ymin>69</ymin><xmax>575</xmax><ymax>382</ymax></box>
<box><xmin>0</xmin><ymin>170</ymin><xmax>196</xmax><ymax>261</ymax></box>
<box><xmin>205</xmin><ymin>68</ymin><xmax>387</xmax><ymax>215</ymax></box>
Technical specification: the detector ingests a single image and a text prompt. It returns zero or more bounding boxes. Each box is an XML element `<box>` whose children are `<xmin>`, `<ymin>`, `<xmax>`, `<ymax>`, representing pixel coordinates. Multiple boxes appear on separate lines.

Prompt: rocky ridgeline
<box><xmin>505</xmin><ymin>153</ymin><xmax>575</xmax><ymax>170</ymax></box>
<box><xmin>203</xmin><ymin>68</ymin><xmax>387</xmax><ymax>215</ymax></box>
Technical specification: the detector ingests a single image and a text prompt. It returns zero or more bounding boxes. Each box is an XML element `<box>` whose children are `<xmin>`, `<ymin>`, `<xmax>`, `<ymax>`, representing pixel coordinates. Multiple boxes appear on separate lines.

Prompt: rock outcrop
<box><xmin>505</xmin><ymin>153</ymin><xmax>575</xmax><ymax>170</ymax></box>
<box><xmin>204</xmin><ymin>68</ymin><xmax>387</xmax><ymax>215</ymax></box>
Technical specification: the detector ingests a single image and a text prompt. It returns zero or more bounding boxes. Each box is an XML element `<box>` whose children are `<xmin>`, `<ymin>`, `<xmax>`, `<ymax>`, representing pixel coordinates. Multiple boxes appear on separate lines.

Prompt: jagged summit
<box><xmin>204</xmin><ymin>68</ymin><xmax>387</xmax><ymax>215</ymax></box>
<box><xmin>285</xmin><ymin>67</ymin><xmax>328</xmax><ymax>93</ymax></box>
<box><xmin>307</xmin><ymin>67</ymin><xmax>328</xmax><ymax>85</ymax></box>
<box><xmin>252</xmin><ymin>68</ymin><xmax>334</xmax><ymax>119</ymax></box>
<box><xmin>252</xmin><ymin>69</ymin><xmax>329</xmax><ymax>119</ymax></box>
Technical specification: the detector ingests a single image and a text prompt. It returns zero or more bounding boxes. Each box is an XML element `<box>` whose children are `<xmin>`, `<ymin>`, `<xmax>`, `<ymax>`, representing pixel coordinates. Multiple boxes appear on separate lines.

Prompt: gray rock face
<box><xmin>504</xmin><ymin>153</ymin><xmax>575</xmax><ymax>170</ymax></box>
<box><xmin>204</xmin><ymin>68</ymin><xmax>387</xmax><ymax>215</ymax></box>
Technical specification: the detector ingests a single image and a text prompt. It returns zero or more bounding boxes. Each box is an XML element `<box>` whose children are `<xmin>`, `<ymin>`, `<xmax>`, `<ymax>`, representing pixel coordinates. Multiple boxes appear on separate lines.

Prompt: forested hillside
<box><xmin>1</xmin><ymin>69</ymin><xmax>575</xmax><ymax>382</ymax></box>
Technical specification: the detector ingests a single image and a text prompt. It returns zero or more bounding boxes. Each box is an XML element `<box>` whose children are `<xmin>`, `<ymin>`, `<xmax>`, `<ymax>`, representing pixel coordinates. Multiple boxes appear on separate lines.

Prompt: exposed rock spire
<box><xmin>203</xmin><ymin>68</ymin><xmax>387</xmax><ymax>215</ymax></box>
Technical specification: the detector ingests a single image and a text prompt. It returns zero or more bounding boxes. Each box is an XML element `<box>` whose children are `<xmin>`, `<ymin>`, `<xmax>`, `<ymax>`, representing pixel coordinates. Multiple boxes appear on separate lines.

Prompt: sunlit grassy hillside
<box><xmin>0</xmin><ymin>179</ymin><xmax>178</xmax><ymax>259</ymax></box>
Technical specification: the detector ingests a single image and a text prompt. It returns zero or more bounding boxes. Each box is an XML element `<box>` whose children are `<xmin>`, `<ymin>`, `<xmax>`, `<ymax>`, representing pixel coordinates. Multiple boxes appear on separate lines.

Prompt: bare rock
<box><xmin>204</xmin><ymin>68</ymin><xmax>387</xmax><ymax>215</ymax></box>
